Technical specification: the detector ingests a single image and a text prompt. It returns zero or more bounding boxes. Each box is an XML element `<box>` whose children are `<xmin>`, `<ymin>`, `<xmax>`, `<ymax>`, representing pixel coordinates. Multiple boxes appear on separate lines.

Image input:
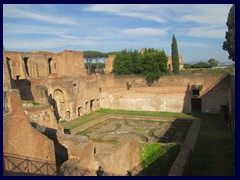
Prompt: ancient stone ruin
<box><xmin>3</xmin><ymin>48</ymin><xmax>234</xmax><ymax>176</ymax></box>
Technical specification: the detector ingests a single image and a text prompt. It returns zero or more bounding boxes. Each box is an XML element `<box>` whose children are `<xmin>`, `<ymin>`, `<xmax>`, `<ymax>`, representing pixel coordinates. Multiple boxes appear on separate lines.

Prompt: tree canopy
<box><xmin>171</xmin><ymin>35</ymin><xmax>180</xmax><ymax>73</ymax></box>
<box><xmin>113</xmin><ymin>48</ymin><xmax>168</xmax><ymax>86</ymax></box>
<box><xmin>83</xmin><ymin>51</ymin><xmax>108</xmax><ymax>74</ymax></box>
<box><xmin>208</xmin><ymin>58</ymin><xmax>219</xmax><ymax>67</ymax></box>
<box><xmin>223</xmin><ymin>4</ymin><xmax>235</xmax><ymax>61</ymax></box>
<box><xmin>191</xmin><ymin>62</ymin><xmax>211</xmax><ymax>68</ymax></box>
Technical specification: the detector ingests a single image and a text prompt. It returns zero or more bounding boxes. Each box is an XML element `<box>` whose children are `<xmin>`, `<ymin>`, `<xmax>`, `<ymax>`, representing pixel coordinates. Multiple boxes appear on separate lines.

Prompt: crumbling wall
<box><xmin>100</xmin><ymin>74</ymin><xmax>229</xmax><ymax>113</ymax></box>
<box><xmin>3</xmin><ymin>48</ymin><xmax>11</xmax><ymax>91</ymax></box>
<box><xmin>99</xmin><ymin>140</ymin><xmax>140</xmax><ymax>176</ymax></box>
<box><xmin>201</xmin><ymin>74</ymin><xmax>230</xmax><ymax>113</ymax></box>
<box><xmin>55</xmin><ymin>50</ymin><xmax>87</xmax><ymax>77</ymax></box>
<box><xmin>56</xmin><ymin>132</ymin><xmax>98</xmax><ymax>171</ymax></box>
<box><xmin>3</xmin><ymin>89</ymin><xmax>56</xmax><ymax>162</ymax></box>
<box><xmin>24</xmin><ymin>104</ymin><xmax>58</xmax><ymax>129</ymax></box>
<box><xmin>105</xmin><ymin>54</ymin><xmax>116</xmax><ymax>73</ymax></box>
<box><xmin>5</xmin><ymin>51</ymin><xmax>25</xmax><ymax>80</ymax></box>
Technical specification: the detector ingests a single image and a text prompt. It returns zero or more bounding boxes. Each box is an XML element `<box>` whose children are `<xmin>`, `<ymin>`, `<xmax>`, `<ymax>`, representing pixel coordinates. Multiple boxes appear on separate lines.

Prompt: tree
<box><xmin>184</xmin><ymin>64</ymin><xmax>191</xmax><ymax>69</ymax></box>
<box><xmin>208</xmin><ymin>58</ymin><xmax>219</xmax><ymax>67</ymax></box>
<box><xmin>84</xmin><ymin>51</ymin><xmax>107</xmax><ymax>74</ymax></box>
<box><xmin>171</xmin><ymin>34</ymin><xmax>180</xmax><ymax>73</ymax></box>
<box><xmin>191</xmin><ymin>62</ymin><xmax>211</xmax><ymax>68</ymax></box>
<box><xmin>223</xmin><ymin>4</ymin><xmax>235</xmax><ymax>61</ymax></box>
<box><xmin>112</xmin><ymin>48</ymin><xmax>168</xmax><ymax>85</ymax></box>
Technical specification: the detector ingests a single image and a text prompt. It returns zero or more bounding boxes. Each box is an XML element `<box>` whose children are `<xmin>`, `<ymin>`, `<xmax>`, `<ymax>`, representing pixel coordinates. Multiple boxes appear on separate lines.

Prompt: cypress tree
<box><xmin>223</xmin><ymin>4</ymin><xmax>235</xmax><ymax>61</ymax></box>
<box><xmin>171</xmin><ymin>34</ymin><xmax>180</xmax><ymax>73</ymax></box>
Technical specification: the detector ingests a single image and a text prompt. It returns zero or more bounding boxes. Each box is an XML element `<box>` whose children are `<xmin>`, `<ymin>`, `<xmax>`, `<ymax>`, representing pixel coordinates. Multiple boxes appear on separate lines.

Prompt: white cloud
<box><xmin>178</xmin><ymin>4</ymin><xmax>231</xmax><ymax>25</ymax></box>
<box><xmin>4</xmin><ymin>36</ymin><xmax>99</xmax><ymax>51</ymax></box>
<box><xmin>3</xmin><ymin>22</ymin><xmax>72</xmax><ymax>36</ymax></box>
<box><xmin>3</xmin><ymin>4</ymin><xmax>79</xmax><ymax>26</ymax></box>
<box><xmin>84</xmin><ymin>4</ymin><xmax>166</xmax><ymax>23</ymax></box>
<box><xmin>178</xmin><ymin>26</ymin><xmax>227</xmax><ymax>39</ymax></box>
<box><xmin>84</xmin><ymin>4</ymin><xmax>231</xmax><ymax>26</ymax></box>
<box><xmin>178</xmin><ymin>41</ymin><xmax>209</xmax><ymax>48</ymax></box>
<box><xmin>122</xmin><ymin>27</ymin><xmax>168</xmax><ymax>36</ymax></box>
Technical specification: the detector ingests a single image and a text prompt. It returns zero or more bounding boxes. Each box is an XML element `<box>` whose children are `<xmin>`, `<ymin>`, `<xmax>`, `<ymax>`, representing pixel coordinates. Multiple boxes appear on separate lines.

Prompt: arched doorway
<box><xmin>48</xmin><ymin>58</ymin><xmax>52</xmax><ymax>74</ymax></box>
<box><xmin>23</xmin><ymin>57</ymin><xmax>30</xmax><ymax>76</ymax></box>
<box><xmin>52</xmin><ymin>88</ymin><xmax>71</xmax><ymax>121</ymax></box>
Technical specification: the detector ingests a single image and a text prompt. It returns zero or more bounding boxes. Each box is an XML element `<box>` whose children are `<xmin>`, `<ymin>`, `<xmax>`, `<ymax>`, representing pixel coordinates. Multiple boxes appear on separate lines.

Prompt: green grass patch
<box><xmin>139</xmin><ymin>142</ymin><xmax>181</xmax><ymax>175</ymax></box>
<box><xmin>60</xmin><ymin>111</ymin><xmax>106</xmax><ymax>130</ymax></box>
<box><xmin>99</xmin><ymin>122</ymin><xmax>121</xmax><ymax>134</ymax></box>
<box><xmin>169</xmin><ymin>120</ymin><xmax>192</xmax><ymax>144</ymax></box>
<box><xmin>22</xmin><ymin>101</ymin><xmax>42</xmax><ymax>108</ymax></box>
<box><xmin>134</xmin><ymin>127</ymin><xmax>146</xmax><ymax>130</ymax></box>
<box><xmin>148</xmin><ymin>128</ymin><xmax>160</xmax><ymax>140</ymax></box>
<box><xmin>91</xmin><ymin>137</ymin><xmax>117</xmax><ymax>144</ymax></box>
<box><xmin>99</xmin><ymin>109</ymin><xmax>195</xmax><ymax>119</ymax></box>
<box><xmin>61</xmin><ymin>109</ymin><xmax>196</xmax><ymax>130</ymax></box>
<box><xmin>191</xmin><ymin>113</ymin><xmax>235</xmax><ymax>176</ymax></box>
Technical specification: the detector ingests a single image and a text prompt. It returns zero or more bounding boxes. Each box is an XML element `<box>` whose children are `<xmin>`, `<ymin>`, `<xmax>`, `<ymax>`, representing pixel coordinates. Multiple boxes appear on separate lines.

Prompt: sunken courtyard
<box><xmin>3</xmin><ymin>49</ymin><xmax>235</xmax><ymax>176</ymax></box>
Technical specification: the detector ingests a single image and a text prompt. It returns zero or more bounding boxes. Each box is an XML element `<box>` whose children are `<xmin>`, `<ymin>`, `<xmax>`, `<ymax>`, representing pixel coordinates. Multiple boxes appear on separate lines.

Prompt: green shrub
<box><xmin>126</xmin><ymin>82</ymin><xmax>132</xmax><ymax>90</ymax></box>
<box><xmin>184</xmin><ymin>63</ymin><xmax>191</xmax><ymax>69</ymax></box>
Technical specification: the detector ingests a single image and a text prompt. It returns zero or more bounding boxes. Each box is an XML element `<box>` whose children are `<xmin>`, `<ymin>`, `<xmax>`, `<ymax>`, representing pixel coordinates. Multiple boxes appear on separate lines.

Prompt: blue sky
<box><xmin>3</xmin><ymin>4</ymin><xmax>233</xmax><ymax>63</ymax></box>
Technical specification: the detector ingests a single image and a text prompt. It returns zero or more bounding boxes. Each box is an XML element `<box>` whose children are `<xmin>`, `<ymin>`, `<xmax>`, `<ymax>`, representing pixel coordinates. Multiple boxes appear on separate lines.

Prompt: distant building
<box><xmin>168</xmin><ymin>55</ymin><xmax>184</xmax><ymax>71</ymax></box>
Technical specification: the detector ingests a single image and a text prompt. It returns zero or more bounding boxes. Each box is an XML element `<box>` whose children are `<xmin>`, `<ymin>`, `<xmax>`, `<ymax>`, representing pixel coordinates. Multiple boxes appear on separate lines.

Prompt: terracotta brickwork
<box><xmin>168</xmin><ymin>55</ymin><xmax>184</xmax><ymax>71</ymax></box>
<box><xmin>3</xmin><ymin>48</ymin><xmax>234</xmax><ymax>176</ymax></box>
<box><xmin>105</xmin><ymin>54</ymin><xmax>116</xmax><ymax>73</ymax></box>
<box><xmin>3</xmin><ymin>89</ymin><xmax>56</xmax><ymax>162</ymax></box>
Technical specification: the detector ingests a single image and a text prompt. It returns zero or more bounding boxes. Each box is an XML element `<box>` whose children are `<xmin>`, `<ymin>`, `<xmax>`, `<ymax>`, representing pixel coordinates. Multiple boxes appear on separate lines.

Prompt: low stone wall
<box><xmin>168</xmin><ymin>118</ymin><xmax>202</xmax><ymax>176</ymax></box>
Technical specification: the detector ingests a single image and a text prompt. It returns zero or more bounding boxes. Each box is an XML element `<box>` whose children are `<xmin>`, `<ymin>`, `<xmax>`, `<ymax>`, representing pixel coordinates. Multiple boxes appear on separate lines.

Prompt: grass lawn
<box><xmin>60</xmin><ymin>109</ymin><xmax>235</xmax><ymax>176</ymax></box>
<box><xmin>60</xmin><ymin>108</ymin><xmax>195</xmax><ymax>130</ymax></box>
<box><xmin>191</xmin><ymin>113</ymin><xmax>235</xmax><ymax>176</ymax></box>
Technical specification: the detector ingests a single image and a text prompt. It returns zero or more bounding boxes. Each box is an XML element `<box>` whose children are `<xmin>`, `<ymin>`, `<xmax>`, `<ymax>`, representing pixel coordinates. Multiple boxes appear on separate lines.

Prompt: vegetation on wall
<box><xmin>113</xmin><ymin>48</ymin><xmax>168</xmax><ymax>86</ymax></box>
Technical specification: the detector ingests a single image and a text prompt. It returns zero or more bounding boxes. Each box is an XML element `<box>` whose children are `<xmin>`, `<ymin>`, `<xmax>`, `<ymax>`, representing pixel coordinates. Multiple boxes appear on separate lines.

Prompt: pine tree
<box><xmin>171</xmin><ymin>34</ymin><xmax>180</xmax><ymax>73</ymax></box>
<box><xmin>223</xmin><ymin>4</ymin><xmax>235</xmax><ymax>61</ymax></box>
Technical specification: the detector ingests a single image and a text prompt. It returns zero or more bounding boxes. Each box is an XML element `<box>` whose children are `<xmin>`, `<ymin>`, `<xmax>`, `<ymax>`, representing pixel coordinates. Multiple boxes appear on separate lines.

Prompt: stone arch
<box><xmin>23</xmin><ymin>57</ymin><xmax>30</xmax><ymax>76</ymax></box>
<box><xmin>48</xmin><ymin>86</ymin><xmax>71</xmax><ymax>121</ymax></box>
<box><xmin>48</xmin><ymin>58</ymin><xmax>52</xmax><ymax>74</ymax></box>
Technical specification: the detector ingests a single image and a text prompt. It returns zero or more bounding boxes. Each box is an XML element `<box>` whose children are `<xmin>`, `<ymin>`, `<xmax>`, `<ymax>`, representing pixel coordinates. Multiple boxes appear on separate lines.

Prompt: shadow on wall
<box><xmin>182</xmin><ymin>83</ymin><xmax>192</xmax><ymax>113</ymax></box>
<box><xmin>6</xmin><ymin>57</ymin><xmax>34</xmax><ymax>101</ymax></box>
<box><xmin>182</xmin><ymin>73</ymin><xmax>231</xmax><ymax>114</ymax></box>
<box><xmin>14</xmin><ymin>79</ymin><xmax>34</xmax><ymax>101</ymax></box>
<box><xmin>6</xmin><ymin>57</ymin><xmax>16</xmax><ymax>89</ymax></box>
<box><xmin>30</xmin><ymin>122</ymin><xmax>68</xmax><ymax>171</ymax></box>
<box><xmin>46</xmin><ymin>91</ymin><xmax>60</xmax><ymax>123</ymax></box>
<box><xmin>201</xmin><ymin>74</ymin><xmax>230</xmax><ymax>113</ymax></box>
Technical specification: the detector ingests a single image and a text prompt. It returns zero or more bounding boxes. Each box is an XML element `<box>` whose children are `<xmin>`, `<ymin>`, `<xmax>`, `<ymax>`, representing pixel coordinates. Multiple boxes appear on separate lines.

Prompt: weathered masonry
<box><xmin>4</xmin><ymin>49</ymin><xmax>233</xmax><ymax>121</ymax></box>
<box><xmin>3</xmin><ymin>48</ymin><xmax>234</xmax><ymax>176</ymax></box>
